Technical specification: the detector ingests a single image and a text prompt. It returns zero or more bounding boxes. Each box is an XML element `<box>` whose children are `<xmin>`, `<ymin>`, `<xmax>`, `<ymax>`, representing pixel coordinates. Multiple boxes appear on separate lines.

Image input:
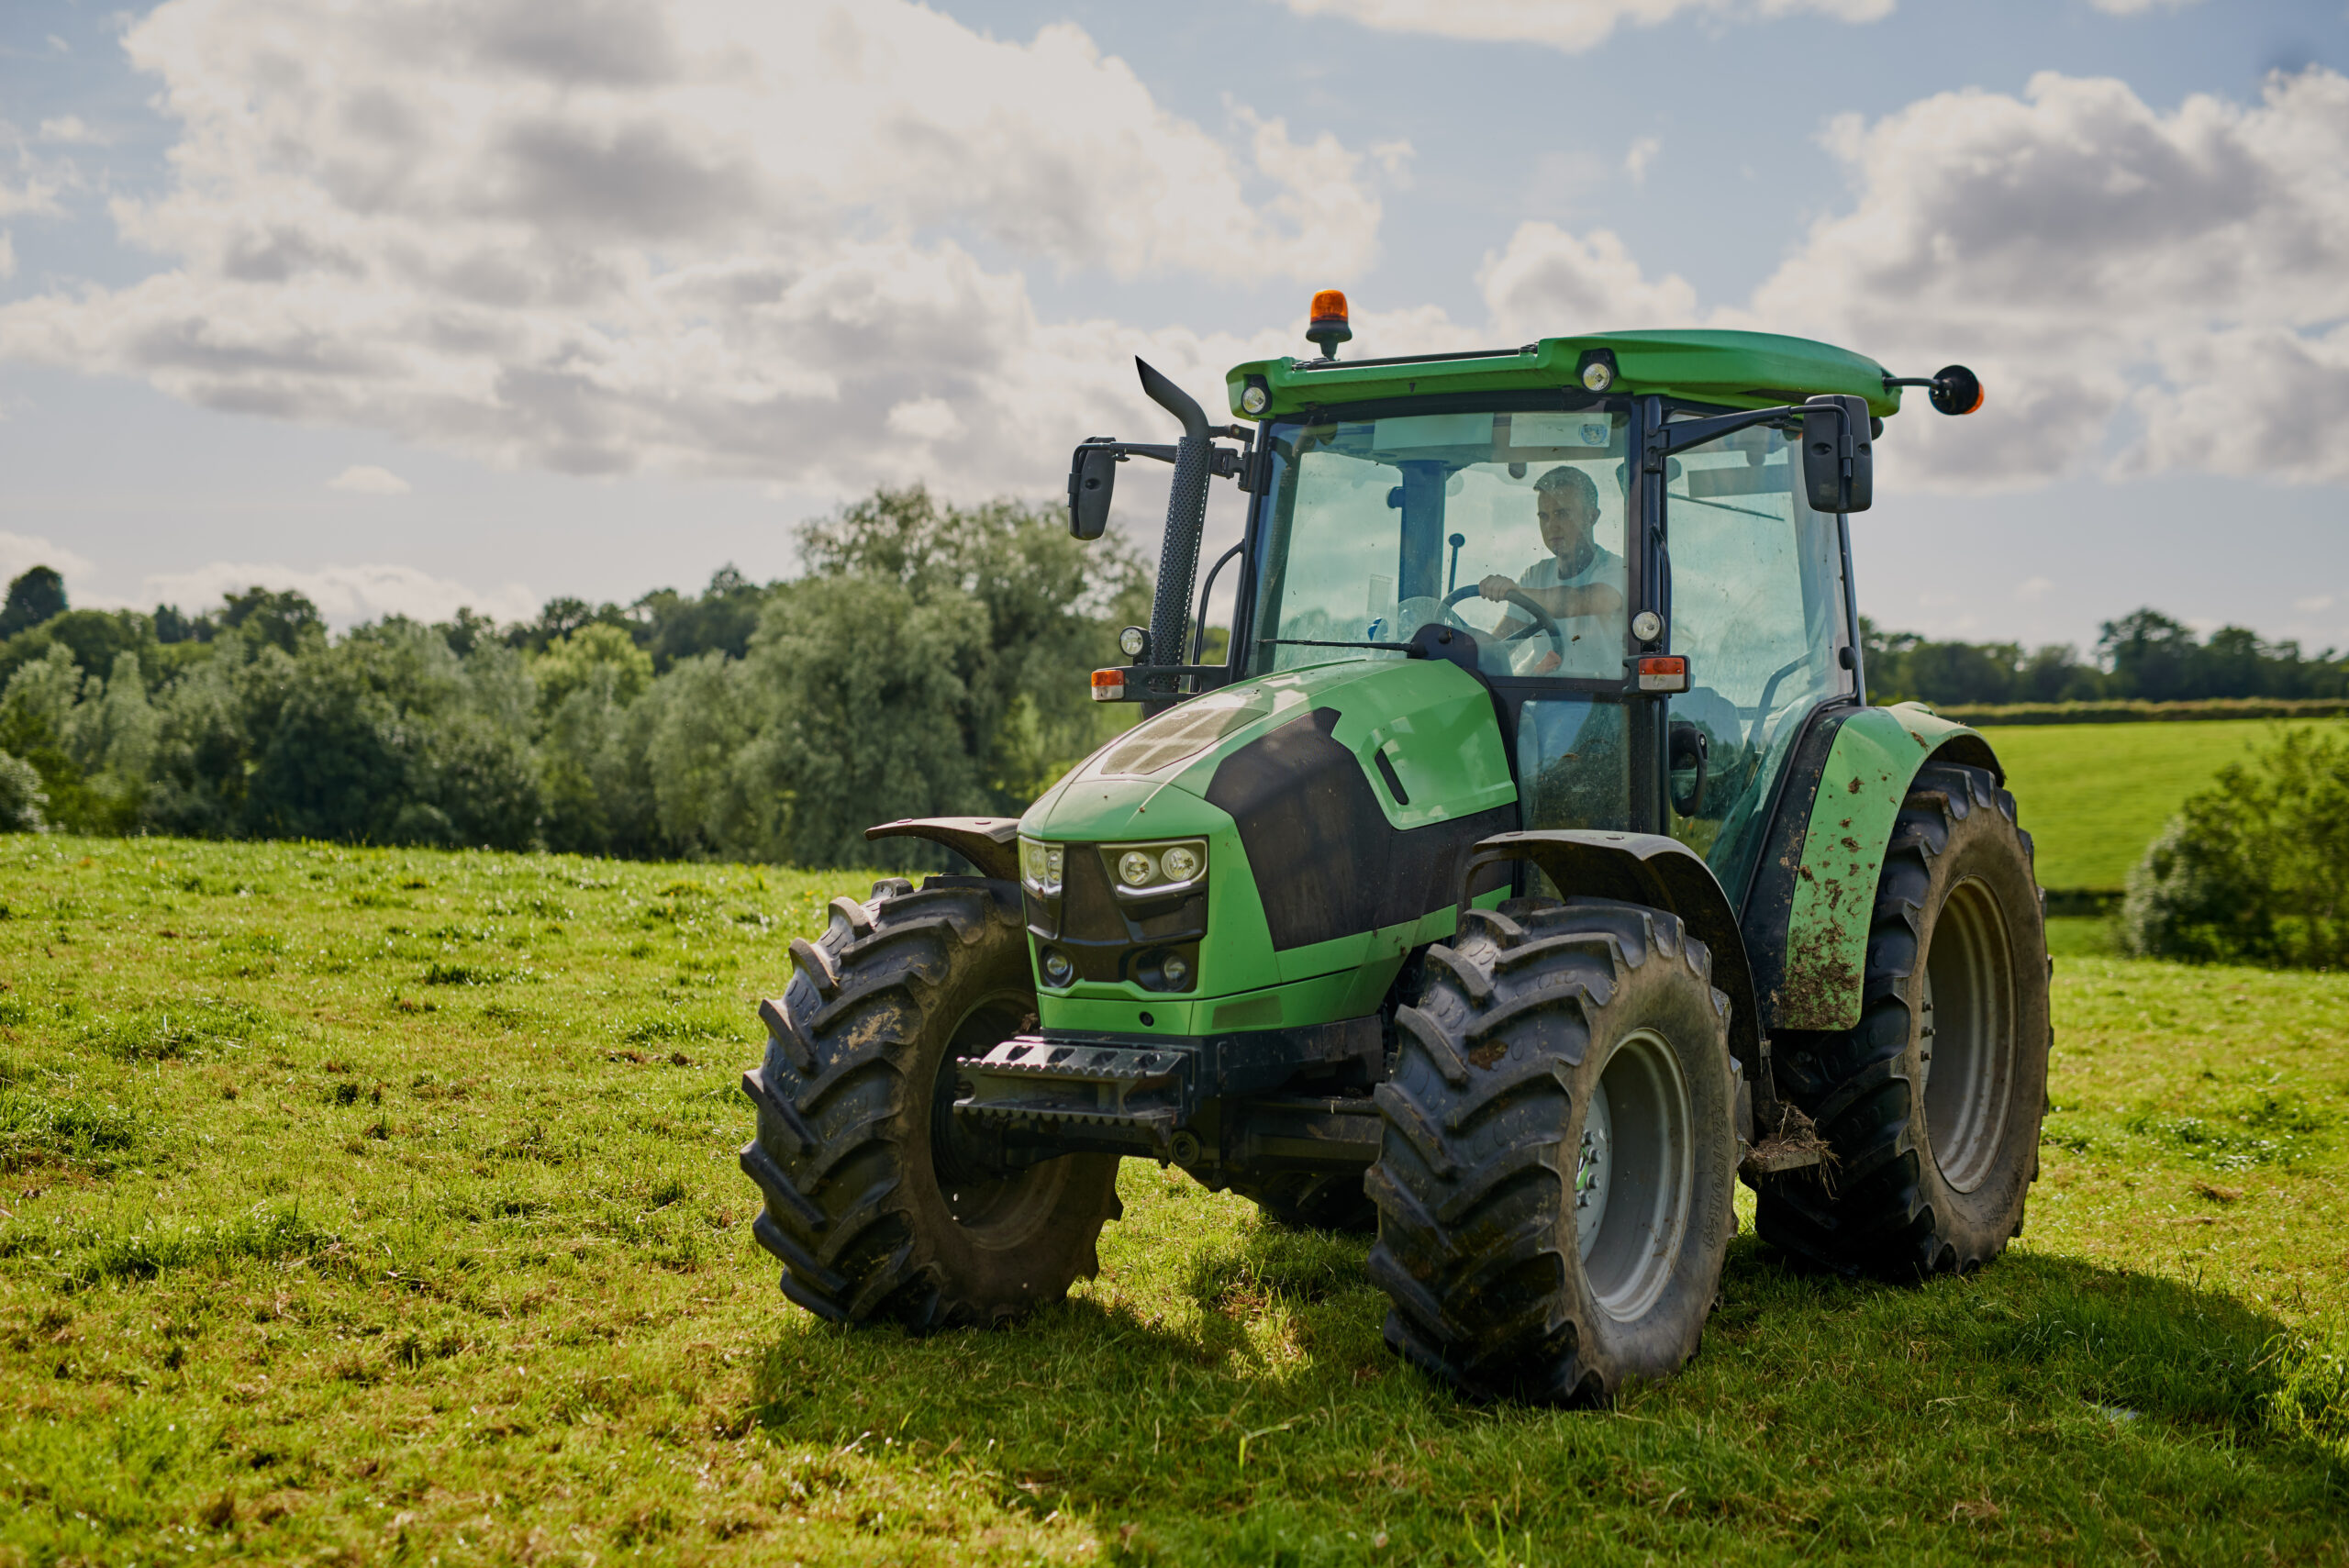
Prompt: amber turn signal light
<box><xmin>1090</xmin><ymin>668</ymin><xmax>1126</xmax><ymax>702</ymax></box>
<box><xmin>1636</xmin><ymin>655</ymin><xmax>1689</xmax><ymax>694</ymax></box>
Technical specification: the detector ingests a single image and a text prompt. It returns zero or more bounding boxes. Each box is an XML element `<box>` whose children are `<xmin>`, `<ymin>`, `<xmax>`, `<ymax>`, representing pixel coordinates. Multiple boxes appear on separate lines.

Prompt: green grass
<box><xmin>3</xmin><ymin>834</ymin><xmax>2347</xmax><ymax>1565</ymax></box>
<box><xmin>1986</xmin><ymin>717</ymin><xmax>2343</xmax><ymax>893</ymax></box>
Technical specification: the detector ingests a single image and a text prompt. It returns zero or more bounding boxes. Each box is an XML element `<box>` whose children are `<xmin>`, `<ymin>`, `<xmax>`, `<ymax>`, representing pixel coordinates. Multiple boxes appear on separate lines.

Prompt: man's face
<box><xmin>1537</xmin><ymin>485</ymin><xmax>1598</xmax><ymax>560</ymax></box>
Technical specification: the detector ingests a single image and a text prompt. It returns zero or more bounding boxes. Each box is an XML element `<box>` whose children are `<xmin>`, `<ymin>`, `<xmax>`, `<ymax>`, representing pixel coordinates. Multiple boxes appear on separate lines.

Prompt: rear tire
<box><xmin>1366</xmin><ymin>898</ymin><xmax>1738</xmax><ymax>1404</ymax></box>
<box><xmin>1756</xmin><ymin>762</ymin><xmax>2050</xmax><ymax>1276</ymax></box>
<box><xmin>738</xmin><ymin>876</ymin><xmax>1121</xmax><ymax>1329</ymax></box>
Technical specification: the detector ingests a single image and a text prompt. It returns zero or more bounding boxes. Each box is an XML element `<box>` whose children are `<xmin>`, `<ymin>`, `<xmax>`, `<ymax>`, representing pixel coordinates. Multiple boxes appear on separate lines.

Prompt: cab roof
<box><xmin>1226</xmin><ymin>328</ymin><xmax>1901</xmax><ymax>422</ymax></box>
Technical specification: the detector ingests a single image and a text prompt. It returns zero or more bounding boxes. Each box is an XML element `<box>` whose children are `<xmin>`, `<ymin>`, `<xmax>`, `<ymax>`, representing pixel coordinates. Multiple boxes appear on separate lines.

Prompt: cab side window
<box><xmin>1663</xmin><ymin>425</ymin><xmax>1854</xmax><ymax>906</ymax></box>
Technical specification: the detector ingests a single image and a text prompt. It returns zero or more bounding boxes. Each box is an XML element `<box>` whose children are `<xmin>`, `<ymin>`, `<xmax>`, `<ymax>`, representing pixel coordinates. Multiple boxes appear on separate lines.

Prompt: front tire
<box><xmin>1366</xmin><ymin>898</ymin><xmax>1739</xmax><ymax>1404</ymax></box>
<box><xmin>1756</xmin><ymin>762</ymin><xmax>2051</xmax><ymax>1276</ymax></box>
<box><xmin>738</xmin><ymin>876</ymin><xmax>1121</xmax><ymax>1329</ymax></box>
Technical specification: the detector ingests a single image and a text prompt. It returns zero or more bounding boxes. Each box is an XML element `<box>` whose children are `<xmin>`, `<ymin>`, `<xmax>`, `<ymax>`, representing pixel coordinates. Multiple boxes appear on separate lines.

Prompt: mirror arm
<box><xmin>1644</xmin><ymin>404</ymin><xmax>1805</xmax><ymax>468</ymax></box>
<box><xmin>1077</xmin><ymin>439</ymin><xmax>1180</xmax><ymax>465</ymax></box>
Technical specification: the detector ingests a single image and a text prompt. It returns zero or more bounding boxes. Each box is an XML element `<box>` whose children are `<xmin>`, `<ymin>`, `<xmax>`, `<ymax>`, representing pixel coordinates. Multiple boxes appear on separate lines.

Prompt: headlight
<box><xmin>1103</xmin><ymin>839</ymin><xmax>1207</xmax><ymax>895</ymax></box>
<box><xmin>1019</xmin><ymin>837</ymin><xmax>1063</xmax><ymax>895</ymax></box>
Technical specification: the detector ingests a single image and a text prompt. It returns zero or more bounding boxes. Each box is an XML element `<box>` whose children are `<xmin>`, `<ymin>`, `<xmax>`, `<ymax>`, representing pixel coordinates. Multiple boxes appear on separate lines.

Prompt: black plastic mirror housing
<box><xmin>1801</xmin><ymin>395</ymin><xmax>1873</xmax><ymax>513</ymax></box>
<box><xmin>1068</xmin><ymin>441</ymin><xmax>1118</xmax><ymax>539</ymax></box>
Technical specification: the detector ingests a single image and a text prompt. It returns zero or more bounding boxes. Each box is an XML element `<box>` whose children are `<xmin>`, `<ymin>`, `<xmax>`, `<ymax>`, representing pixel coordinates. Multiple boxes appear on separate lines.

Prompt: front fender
<box><xmin>1745</xmin><ymin>703</ymin><xmax>2001</xmax><ymax>1033</ymax></box>
<box><xmin>863</xmin><ymin>817</ymin><xmax>1023</xmax><ymax>882</ymax></box>
<box><xmin>1461</xmin><ymin>829</ymin><xmax>1762</xmax><ymax>1089</ymax></box>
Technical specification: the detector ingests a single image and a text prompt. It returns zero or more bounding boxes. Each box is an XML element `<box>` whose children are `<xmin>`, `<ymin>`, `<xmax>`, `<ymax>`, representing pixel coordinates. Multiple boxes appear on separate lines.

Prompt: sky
<box><xmin>0</xmin><ymin>0</ymin><xmax>2344</xmax><ymax>653</ymax></box>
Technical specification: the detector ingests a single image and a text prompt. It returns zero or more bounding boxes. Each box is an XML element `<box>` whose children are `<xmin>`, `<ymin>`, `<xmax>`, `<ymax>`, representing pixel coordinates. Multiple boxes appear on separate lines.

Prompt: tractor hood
<box><xmin>1016</xmin><ymin>656</ymin><xmax>1519</xmax><ymax>1038</ymax></box>
<box><xmin>1024</xmin><ymin>656</ymin><xmax>1515</xmax><ymax>841</ymax></box>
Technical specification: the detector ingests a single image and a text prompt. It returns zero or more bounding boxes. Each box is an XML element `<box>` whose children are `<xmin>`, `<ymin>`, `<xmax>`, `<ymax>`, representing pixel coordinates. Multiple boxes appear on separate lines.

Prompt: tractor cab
<box><xmin>1241</xmin><ymin>393</ymin><xmax>1855</xmax><ymax>913</ymax></box>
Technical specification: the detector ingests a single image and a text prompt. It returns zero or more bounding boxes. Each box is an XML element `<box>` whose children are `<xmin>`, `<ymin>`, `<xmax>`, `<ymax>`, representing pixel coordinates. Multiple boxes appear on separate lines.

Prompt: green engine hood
<box><xmin>1019</xmin><ymin>657</ymin><xmax>1517</xmax><ymax>1037</ymax></box>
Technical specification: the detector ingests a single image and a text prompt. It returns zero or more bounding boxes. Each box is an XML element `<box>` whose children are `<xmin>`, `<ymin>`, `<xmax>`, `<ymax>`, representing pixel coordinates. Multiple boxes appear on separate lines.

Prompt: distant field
<box><xmin>5</xmin><ymin>834</ymin><xmax>2348</xmax><ymax>1564</ymax></box>
<box><xmin>1984</xmin><ymin>717</ymin><xmax>2339</xmax><ymax>893</ymax></box>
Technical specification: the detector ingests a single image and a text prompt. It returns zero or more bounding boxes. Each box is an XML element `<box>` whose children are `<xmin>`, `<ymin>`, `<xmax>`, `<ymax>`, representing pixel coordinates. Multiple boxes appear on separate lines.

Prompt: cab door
<box><xmin>1659</xmin><ymin>419</ymin><xmax>1858</xmax><ymax>907</ymax></box>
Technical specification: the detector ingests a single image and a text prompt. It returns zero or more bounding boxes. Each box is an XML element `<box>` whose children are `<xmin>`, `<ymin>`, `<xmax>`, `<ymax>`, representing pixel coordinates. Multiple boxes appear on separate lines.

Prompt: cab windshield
<box><xmin>1246</xmin><ymin>407</ymin><xmax>1631</xmax><ymax>679</ymax></box>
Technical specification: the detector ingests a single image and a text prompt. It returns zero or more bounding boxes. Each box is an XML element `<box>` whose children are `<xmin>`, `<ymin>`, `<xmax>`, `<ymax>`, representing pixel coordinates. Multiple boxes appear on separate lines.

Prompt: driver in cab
<box><xmin>1478</xmin><ymin>465</ymin><xmax>1626</xmax><ymax>674</ymax></box>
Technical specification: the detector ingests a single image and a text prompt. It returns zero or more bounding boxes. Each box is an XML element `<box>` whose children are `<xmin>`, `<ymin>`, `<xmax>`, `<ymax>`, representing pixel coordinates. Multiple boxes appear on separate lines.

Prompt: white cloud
<box><xmin>0</xmin><ymin>531</ymin><xmax>97</xmax><ymax>586</ymax></box>
<box><xmin>2295</xmin><ymin>594</ymin><xmax>2336</xmax><ymax>613</ymax></box>
<box><xmin>0</xmin><ymin>232</ymin><xmax>12</xmax><ymax>284</ymax></box>
<box><xmin>1478</xmin><ymin>222</ymin><xmax>1699</xmax><ymax>340</ymax></box>
<box><xmin>0</xmin><ymin>171</ymin><xmax>61</xmax><ymax>220</ymax></box>
<box><xmin>1275</xmin><ymin>0</ymin><xmax>1894</xmax><ymax>55</ymax></box>
<box><xmin>0</xmin><ymin>0</ymin><xmax>1385</xmax><ymax>495</ymax></box>
<box><xmin>2014</xmin><ymin>576</ymin><xmax>2054</xmax><ymax>602</ymax></box>
<box><xmin>1623</xmin><ymin>137</ymin><xmax>1661</xmax><ymax>185</ymax></box>
<box><xmin>2083</xmin><ymin>0</ymin><xmax>2204</xmax><ymax>12</ymax></box>
<box><xmin>1725</xmin><ymin>68</ymin><xmax>2349</xmax><ymax>488</ymax></box>
<box><xmin>884</xmin><ymin>398</ymin><xmax>962</xmax><ymax>445</ymax></box>
<box><xmin>131</xmin><ymin>562</ymin><xmax>540</xmax><ymax>628</ymax></box>
<box><xmin>328</xmin><ymin>464</ymin><xmax>411</xmax><ymax>495</ymax></box>
<box><xmin>37</xmin><ymin>116</ymin><xmax>100</xmax><ymax>145</ymax></box>
<box><xmin>1469</xmin><ymin>69</ymin><xmax>2349</xmax><ymax>494</ymax></box>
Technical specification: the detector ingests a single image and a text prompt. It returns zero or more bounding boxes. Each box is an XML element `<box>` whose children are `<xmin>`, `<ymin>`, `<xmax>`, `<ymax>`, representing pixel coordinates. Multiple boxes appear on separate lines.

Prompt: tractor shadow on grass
<box><xmin>735</xmin><ymin>1218</ymin><xmax>2333</xmax><ymax>1530</ymax></box>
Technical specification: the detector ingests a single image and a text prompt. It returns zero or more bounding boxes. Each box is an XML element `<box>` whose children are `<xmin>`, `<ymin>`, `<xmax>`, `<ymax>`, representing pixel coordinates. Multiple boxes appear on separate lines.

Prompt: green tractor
<box><xmin>738</xmin><ymin>295</ymin><xmax>2047</xmax><ymax>1404</ymax></box>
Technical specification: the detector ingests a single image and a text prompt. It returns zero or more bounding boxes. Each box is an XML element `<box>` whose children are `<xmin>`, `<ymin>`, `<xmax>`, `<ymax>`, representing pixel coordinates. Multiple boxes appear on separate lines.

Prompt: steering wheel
<box><xmin>1442</xmin><ymin>584</ymin><xmax>1569</xmax><ymax>670</ymax></box>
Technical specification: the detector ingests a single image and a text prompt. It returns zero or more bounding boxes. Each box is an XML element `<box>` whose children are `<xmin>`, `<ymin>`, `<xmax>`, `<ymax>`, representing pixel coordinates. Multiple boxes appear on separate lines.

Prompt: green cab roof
<box><xmin>1225</xmin><ymin>328</ymin><xmax>1902</xmax><ymax>422</ymax></box>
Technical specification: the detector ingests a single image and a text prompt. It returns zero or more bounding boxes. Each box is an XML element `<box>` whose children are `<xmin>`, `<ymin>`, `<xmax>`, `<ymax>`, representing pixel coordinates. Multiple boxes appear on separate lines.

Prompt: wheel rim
<box><xmin>1576</xmin><ymin>1028</ymin><xmax>1694</xmax><ymax>1323</ymax></box>
<box><xmin>1920</xmin><ymin>876</ymin><xmax>2017</xmax><ymax>1195</ymax></box>
<box><xmin>928</xmin><ymin>993</ymin><xmax>1070</xmax><ymax>1247</ymax></box>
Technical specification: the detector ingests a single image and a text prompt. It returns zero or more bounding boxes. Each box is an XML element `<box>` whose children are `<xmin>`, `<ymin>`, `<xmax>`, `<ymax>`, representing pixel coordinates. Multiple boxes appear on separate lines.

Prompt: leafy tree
<box><xmin>218</xmin><ymin>587</ymin><xmax>327</xmax><ymax>658</ymax></box>
<box><xmin>436</xmin><ymin>606</ymin><xmax>500</xmax><ymax>657</ymax></box>
<box><xmin>532</xmin><ymin>624</ymin><xmax>653</xmax><ymax>717</ymax></box>
<box><xmin>244</xmin><ymin>654</ymin><xmax>410</xmax><ymax>842</ymax></box>
<box><xmin>153</xmin><ymin>604</ymin><xmax>215</xmax><ymax>645</ymax></box>
<box><xmin>730</xmin><ymin>574</ymin><xmax>990</xmax><ymax>868</ymax></box>
<box><xmin>2099</xmin><ymin>609</ymin><xmax>2201</xmax><ymax>702</ymax></box>
<box><xmin>634</xmin><ymin>565</ymin><xmax>771</xmax><ymax>672</ymax></box>
<box><xmin>798</xmin><ymin>485</ymin><xmax>1148</xmax><ymax>811</ymax></box>
<box><xmin>0</xmin><ymin>567</ymin><xmax>66</xmax><ymax>639</ymax></box>
<box><xmin>503</xmin><ymin>595</ymin><xmax>640</xmax><ymax>655</ymax></box>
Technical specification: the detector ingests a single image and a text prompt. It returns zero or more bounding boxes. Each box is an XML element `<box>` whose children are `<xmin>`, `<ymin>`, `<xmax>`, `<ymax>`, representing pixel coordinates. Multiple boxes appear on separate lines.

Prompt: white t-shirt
<box><xmin>1505</xmin><ymin>541</ymin><xmax>1625</xmax><ymax>674</ymax></box>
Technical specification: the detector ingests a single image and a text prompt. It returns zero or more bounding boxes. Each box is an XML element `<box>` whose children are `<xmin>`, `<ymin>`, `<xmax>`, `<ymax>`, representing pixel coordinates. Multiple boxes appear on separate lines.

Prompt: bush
<box><xmin>2123</xmin><ymin>727</ymin><xmax>2349</xmax><ymax>968</ymax></box>
<box><xmin>0</xmin><ymin>749</ymin><xmax>46</xmax><ymax>831</ymax></box>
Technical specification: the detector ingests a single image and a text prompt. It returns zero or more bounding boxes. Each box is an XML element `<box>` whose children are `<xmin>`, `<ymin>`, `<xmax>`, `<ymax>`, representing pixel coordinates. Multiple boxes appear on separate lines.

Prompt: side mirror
<box><xmin>1067</xmin><ymin>440</ymin><xmax>1118</xmax><ymax>539</ymax></box>
<box><xmin>1801</xmin><ymin>395</ymin><xmax>1872</xmax><ymax>513</ymax></box>
<box><xmin>1929</xmin><ymin>364</ymin><xmax>1983</xmax><ymax>416</ymax></box>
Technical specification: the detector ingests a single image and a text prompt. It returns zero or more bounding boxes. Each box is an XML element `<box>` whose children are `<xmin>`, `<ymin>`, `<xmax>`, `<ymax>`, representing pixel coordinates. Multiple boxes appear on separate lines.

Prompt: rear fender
<box><xmin>1743</xmin><ymin>703</ymin><xmax>2001</xmax><ymax>1033</ymax></box>
<box><xmin>1460</xmin><ymin>830</ymin><xmax>1763</xmax><ymax>1115</ymax></box>
<box><xmin>863</xmin><ymin>817</ymin><xmax>1023</xmax><ymax>883</ymax></box>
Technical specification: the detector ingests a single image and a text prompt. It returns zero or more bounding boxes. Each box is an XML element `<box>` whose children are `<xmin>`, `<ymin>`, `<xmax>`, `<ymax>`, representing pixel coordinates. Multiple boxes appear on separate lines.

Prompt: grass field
<box><xmin>5</xmin><ymin>833</ymin><xmax>2348</xmax><ymax>1565</ymax></box>
<box><xmin>1983</xmin><ymin>717</ymin><xmax>2340</xmax><ymax>894</ymax></box>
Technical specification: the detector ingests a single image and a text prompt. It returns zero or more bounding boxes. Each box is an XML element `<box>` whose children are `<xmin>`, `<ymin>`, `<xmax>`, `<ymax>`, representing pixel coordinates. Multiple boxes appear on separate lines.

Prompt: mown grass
<box><xmin>1986</xmin><ymin>717</ymin><xmax>2341</xmax><ymax>894</ymax></box>
<box><xmin>1</xmin><ymin>833</ymin><xmax>2345</xmax><ymax>1566</ymax></box>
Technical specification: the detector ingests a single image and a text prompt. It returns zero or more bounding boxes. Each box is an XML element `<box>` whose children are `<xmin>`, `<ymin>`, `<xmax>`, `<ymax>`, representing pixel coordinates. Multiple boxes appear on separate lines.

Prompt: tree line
<box><xmin>1</xmin><ymin>488</ymin><xmax>2335</xmax><ymax>867</ymax></box>
<box><xmin>0</xmin><ymin>488</ymin><xmax>1147</xmax><ymax>868</ymax></box>
<box><xmin>1863</xmin><ymin>612</ymin><xmax>2349</xmax><ymax>707</ymax></box>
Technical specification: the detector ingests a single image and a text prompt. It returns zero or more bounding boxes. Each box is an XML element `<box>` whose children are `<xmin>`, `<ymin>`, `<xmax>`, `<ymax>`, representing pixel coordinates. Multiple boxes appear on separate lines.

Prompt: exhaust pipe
<box><xmin>1136</xmin><ymin>358</ymin><xmax>1211</xmax><ymax>709</ymax></box>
